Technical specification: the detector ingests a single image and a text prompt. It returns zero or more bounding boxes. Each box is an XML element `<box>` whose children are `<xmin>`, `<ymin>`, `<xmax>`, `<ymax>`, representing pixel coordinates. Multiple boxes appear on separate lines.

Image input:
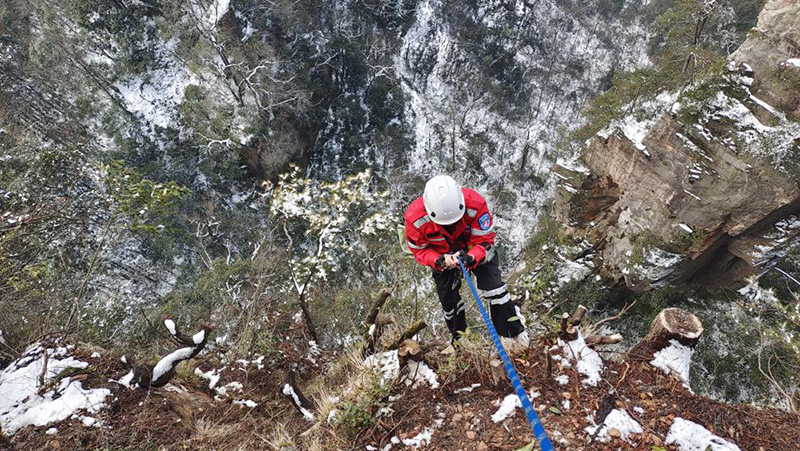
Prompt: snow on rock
<box><xmin>665</xmin><ymin>417</ymin><xmax>740</xmax><ymax>451</ymax></box>
<box><xmin>558</xmin><ymin>332</ymin><xmax>604</xmax><ymax>386</ymax></box>
<box><xmin>201</xmin><ymin>0</ymin><xmax>230</xmax><ymax>28</ymax></box>
<box><xmin>491</xmin><ymin>390</ymin><xmax>540</xmax><ymax>423</ymax></box>
<box><xmin>282</xmin><ymin>383</ymin><xmax>314</xmax><ymax>421</ymax></box>
<box><xmin>585</xmin><ymin>409</ymin><xmax>642</xmax><ymax>443</ymax></box>
<box><xmin>651</xmin><ymin>339</ymin><xmax>694</xmax><ymax>388</ymax></box>
<box><xmin>363</xmin><ymin>350</ymin><xmax>400</xmax><ymax>384</ymax></box>
<box><xmin>0</xmin><ymin>344</ymin><xmax>111</xmax><ymax>435</ymax></box>
<box><xmin>192</xmin><ymin>329</ymin><xmax>205</xmax><ymax>345</ymax></box>
<box><xmin>786</xmin><ymin>58</ymin><xmax>800</xmax><ymax>68</ymax></box>
<box><xmin>633</xmin><ymin>247</ymin><xmax>684</xmax><ymax>285</ymax></box>
<box><xmin>619</xmin><ymin>115</ymin><xmax>653</xmax><ymax>157</ymax></box>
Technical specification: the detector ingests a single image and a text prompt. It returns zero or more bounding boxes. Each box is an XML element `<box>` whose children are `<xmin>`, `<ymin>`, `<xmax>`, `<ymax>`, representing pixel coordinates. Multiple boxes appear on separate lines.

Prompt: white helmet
<box><xmin>423</xmin><ymin>175</ymin><xmax>465</xmax><ymax>225</ymax></box>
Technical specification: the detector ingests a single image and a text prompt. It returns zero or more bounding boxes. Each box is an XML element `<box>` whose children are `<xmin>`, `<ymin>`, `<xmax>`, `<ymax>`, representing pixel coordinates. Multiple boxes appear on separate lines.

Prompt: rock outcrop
<box><xmin>556</xmin><ymin>0</ymin><xmax>800</xmax><ymax>290</ymax></box>
<box><xmin>730</xmin><ymin>0</ymin><xmax>800</xmax><ymax>121</ymax></box>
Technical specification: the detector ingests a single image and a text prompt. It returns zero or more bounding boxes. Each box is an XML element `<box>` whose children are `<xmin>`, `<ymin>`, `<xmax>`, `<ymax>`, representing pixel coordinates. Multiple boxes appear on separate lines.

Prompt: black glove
<box><xmin>434</xmin><ymin>255</ymin><xmax>446</xmax><ymax>269</ymax></box>
<box><xmin>459</xmin><ymin>250</ymin><xmax>476</xmax><ymax>268</ymax></box>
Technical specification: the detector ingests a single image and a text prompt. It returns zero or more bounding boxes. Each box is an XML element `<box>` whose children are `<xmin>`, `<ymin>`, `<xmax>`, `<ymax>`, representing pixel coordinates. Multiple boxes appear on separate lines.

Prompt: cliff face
<box><xmin>731</xmin><ymin>0</ymin><xmax>800</xmax><ymax>121</ymax></box>
<box><xmin>556</xmin><ymin>0</ymin><xmax>800</xmax><ymax>290</ymax></box>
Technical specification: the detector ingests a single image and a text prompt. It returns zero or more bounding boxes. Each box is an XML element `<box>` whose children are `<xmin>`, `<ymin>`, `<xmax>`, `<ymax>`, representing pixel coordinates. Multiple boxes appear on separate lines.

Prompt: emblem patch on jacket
<box><xmin>478</xmin><ymin>213</ymin><xmax>491</xmax><ymax>230</ymax></box>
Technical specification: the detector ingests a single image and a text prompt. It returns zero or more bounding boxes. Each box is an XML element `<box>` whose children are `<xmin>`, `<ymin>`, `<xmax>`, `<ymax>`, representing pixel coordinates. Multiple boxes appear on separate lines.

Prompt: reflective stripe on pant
<box><xmin>431</xmin><ymin>253</ymin><xmax>524</xmax><ymax>340</ymax></box>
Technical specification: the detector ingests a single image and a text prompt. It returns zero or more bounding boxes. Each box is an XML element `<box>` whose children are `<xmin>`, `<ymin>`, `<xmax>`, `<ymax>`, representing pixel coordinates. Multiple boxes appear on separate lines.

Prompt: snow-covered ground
<box><xmin>585</xmin><ymin>408</ymin><xmax>643</xmax><ymax>443</ymax></box>
<box><xmin>0</xmin><ymin>344</ymin><xmax>110</xmax><ymax>435</ymax></box>
<box><xmin>666</xmin><ymin>417</ymin><xmax>740</xmax><ymax>451</ymax></box>
<box><xmin>555</xmin><ymin>331</ymin><xmax>604</xmax><ymax>386</ymax></box>
<box><xmin>651</xmin><ymin>339</ymin><xmax>694</xmax><ymax>389</ymax></box>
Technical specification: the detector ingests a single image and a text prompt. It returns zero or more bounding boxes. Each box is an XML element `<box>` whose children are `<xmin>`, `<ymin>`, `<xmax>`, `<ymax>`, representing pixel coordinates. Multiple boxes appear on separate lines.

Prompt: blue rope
<box><xmin>457</xmin><ymin>257</ymin><xmax>555</xmax><ymax>451</ymax></box>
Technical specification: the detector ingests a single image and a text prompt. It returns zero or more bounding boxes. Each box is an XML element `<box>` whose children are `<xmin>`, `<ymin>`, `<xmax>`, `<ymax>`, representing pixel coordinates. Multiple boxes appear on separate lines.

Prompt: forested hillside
<box><xmin>2</xmin><ymin>0</ymin><xmax>798</xmax><ymax>449</ymax></box>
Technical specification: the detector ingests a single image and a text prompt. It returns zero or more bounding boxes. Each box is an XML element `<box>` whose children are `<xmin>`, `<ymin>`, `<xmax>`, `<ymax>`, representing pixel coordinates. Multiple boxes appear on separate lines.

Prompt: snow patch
<box><xmin>363</xmin><ymin>350</ymin><xmax>400</xmax><ymax>384</ymax></box>
<box><xmin>558</xmin><ymin>332</ymin><xmax>603</xmax><ymax>386</ymax></box>
<box><xmin>400</xmin><ymin>428</ymin><xmax>433</xmax><ymax>447</ymax></box>
<box><xmin>111</xmin><ymin>370</ymin><xmax>136</xmax><ymax>389</ymax></box>
<box><xmin>491</xmin><ymin>390</ymin><xmax>540</xmax><ymax>423</ymax></box>
<box><xmin>404</xmin><ymin>360</ymin><xmax>439</xmax><ymax>389</ymax></box>
<box><xmin>194</xmin><ymin>367</ymin><xmax>222</xmax><ymax>389</ymax></box>
<box><xmin>651</xmin><ymin>339</ymin><xmax>694</xmax><ymax>388</ymax></box>
<box><xmin>453</xmin><ymin>383</ymin><xmax>481</xmax><ymax>394</ymax></box>
<box><xmin>585</xmin><ymin>409</ymin><xmax>642</xmax><ymax>443</ymax></box>
<box><xmin>665</xmin><ymin>417</ymin><xmax>740</xmax><ymax>451</ymax></box>
<box><xmin>232</xmin><ymin>399</ymin><xmax>258</xmax><ymax>408</ymax></box>
<box><xmin>0</xmin><ymin>344</ymin><xmax>111</xmax><ymax>435</ymax></box>
<box><xmin>785</xmin><ymin>59</ymin><xmax>800</xmax><ymax>68</ymax></box>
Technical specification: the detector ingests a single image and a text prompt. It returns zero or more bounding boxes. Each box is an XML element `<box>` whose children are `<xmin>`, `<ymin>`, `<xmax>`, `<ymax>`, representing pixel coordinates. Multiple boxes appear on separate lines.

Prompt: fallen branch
<box><xmin>585</xmin><ymin>301</ymin><xmax>637</xmax><ymax>337</ymax></box>
<box><xmin>388</xmin><ymin>320</ymin><xmax>428</xmax><ymax>350</ymax></box>
<box><xmin>570</xmin><ymin>305</ymin><xmax>587</xmax><ymax>327</ymax></box>
<box><xmin>282</xmin><ymin>370</ymin><xmax>315</xmax><ymax>421</ymax></box>
<box><xmin>131</xmin><ymin>319</ymin><xmax>213</xmax><ymax>389</ymax></box>
<box><xmin>362</xmin><ymin>290</ymin><xmax>391</xmax><ymax>357</ymax></box>
<box><xmin>559</xmin><ymin>312</ymin><xmax>577</xmax><ymax>341</ymax></box>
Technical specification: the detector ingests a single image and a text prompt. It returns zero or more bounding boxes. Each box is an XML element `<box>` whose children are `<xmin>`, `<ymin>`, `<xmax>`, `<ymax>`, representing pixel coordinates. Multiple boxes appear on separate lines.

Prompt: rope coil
<box><xmin>457</xmin><ymin>257</ymin><xmax>555</xmax><ymax>451</ymax></box>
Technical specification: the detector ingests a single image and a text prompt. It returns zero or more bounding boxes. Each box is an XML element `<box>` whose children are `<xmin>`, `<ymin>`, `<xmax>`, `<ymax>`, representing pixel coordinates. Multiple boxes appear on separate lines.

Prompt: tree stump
<box><xmin>397</xmin><ymin>339</ymin><xmax>422</xmax><ymax>368</ymax></box>
<box><xmin>629</xmin><ymin>308</ymin><xmax>703</xmax><ymax>360</ymax></box>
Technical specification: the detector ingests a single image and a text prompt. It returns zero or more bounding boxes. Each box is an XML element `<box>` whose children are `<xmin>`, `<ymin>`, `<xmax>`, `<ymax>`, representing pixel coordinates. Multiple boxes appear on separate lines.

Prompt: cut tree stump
<box><xmin>397</xmin><ymin>339</ymin><xmax>422</xmax><ymax>368</ymax></box>
<box><xmin>629</xmin><ymin>308</ymin><xmax>703</xmax><ymax>360</ymax></box>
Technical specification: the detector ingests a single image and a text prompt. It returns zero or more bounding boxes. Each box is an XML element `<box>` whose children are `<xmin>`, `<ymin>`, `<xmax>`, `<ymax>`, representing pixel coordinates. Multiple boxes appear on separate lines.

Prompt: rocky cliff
<box><xmin>556</xmin><ymin>0</ymin><xmax>800</xmax><ymax>290</ymax></box>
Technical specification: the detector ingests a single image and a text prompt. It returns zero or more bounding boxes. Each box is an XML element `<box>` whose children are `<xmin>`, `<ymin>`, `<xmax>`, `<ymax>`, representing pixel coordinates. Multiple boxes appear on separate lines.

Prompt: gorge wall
<box><xmin>555</xmin><ymin>0</ymin><xmax>800</xmax><ymax>290</ymax></box>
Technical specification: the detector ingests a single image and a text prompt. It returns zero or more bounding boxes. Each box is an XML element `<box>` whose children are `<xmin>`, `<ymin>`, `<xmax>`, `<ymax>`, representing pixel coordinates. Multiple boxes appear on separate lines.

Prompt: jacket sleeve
<box><xmin>405</xmin><ymin>218</ymin><xmax>441</xmax><ymax>268</ymax></box>
<box><xmin>466</xmin><ymin>194</ymin><xmax>496</xmax><ymax>263</ymax></box>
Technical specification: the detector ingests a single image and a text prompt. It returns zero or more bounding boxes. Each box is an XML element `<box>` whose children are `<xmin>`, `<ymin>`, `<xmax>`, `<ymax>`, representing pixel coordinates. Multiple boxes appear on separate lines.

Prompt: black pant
<box><xmin>432</xmin><ymin>254</ymin><xmax>524</xmax><ymax>340</ymax></box>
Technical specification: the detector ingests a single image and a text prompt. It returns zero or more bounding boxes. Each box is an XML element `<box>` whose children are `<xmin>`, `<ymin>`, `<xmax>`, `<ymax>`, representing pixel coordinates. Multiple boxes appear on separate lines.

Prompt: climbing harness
<box><xmin>457</xmin><ymin>257</ymin><xmax>555</xmax><ymax>451</ymax></box>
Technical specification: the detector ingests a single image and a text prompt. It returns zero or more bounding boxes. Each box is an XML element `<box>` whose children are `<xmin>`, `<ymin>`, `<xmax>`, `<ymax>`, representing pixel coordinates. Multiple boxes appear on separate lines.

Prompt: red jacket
<box><xmin>404</xmin><ymin>188</ymin><xmax>495</xmax><ymax>268</ymax></box>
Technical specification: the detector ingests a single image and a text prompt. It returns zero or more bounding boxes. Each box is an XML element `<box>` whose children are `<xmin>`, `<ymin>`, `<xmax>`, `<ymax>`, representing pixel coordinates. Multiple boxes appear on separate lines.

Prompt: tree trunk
<box><xmin>362</xmin><ymin>290</ymin><xmax>391</xmax><ymax>357</ymax></box>
<box><xmin>629</xmin><ymin>308</ymin><xmax>703</xmax><ymax>361</ymax></box>
<box><xmin>388</xmin><ymin>320</ymin><xmax>428</xmax><ymax>350</ymax></box>
<box><xmin>282</xmin><ymin>371</ymin><xmax>315</xmax><ymax>421</ymax></box>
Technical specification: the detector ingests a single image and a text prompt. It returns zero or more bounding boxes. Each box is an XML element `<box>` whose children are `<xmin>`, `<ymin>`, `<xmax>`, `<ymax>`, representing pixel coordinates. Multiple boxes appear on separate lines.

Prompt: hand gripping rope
<box><xmin>457</xmin><ymin>257</ymin><xmax>555</xmax><ymax>451</ymax></box>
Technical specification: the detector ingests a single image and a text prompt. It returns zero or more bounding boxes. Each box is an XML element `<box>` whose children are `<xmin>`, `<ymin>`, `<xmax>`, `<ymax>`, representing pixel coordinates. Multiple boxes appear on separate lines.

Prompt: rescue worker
<box><xmin>404</xmin><ymin>175</ymin><xmax>529</xmax><ymax>354</ymax></box>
